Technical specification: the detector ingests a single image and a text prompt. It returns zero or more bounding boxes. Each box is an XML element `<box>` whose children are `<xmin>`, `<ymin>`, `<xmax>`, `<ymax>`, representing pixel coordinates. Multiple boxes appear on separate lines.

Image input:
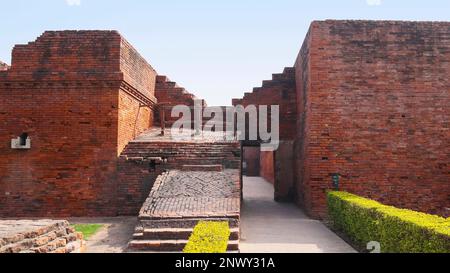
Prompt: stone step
<box><xmin>128</xmin><ymin>239</ymin><xmax>239</xmax><ymax>252</ymax></box>
<box><xmin>133</xmin><ymin>227</ymin><xmax>240</xmax><ymax>241</ymax></box>
<box><xmin>138</xmin><ymin>218</ymin><xmax>240</xmax><ymax>229</ymax></box>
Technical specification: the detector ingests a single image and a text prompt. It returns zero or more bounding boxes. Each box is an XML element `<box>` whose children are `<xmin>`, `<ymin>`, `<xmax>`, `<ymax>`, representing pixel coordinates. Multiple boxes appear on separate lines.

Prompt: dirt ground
<box><xmin>68</xmin><ymin>217</ymin><xmax>137</xmax><ymax>253</ymax></box>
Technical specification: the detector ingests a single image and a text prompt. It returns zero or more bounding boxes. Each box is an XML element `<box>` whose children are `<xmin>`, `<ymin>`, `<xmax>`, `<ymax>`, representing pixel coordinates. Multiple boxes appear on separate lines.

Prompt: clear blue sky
<box><xmin>1</xmin><ymin>0</ymin><xmax>449</xmax><ymax>105</ymax></box>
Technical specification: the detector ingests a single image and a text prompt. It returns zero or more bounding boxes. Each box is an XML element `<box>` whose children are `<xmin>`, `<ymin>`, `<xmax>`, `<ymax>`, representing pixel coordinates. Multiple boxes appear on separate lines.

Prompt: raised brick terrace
<box><xmin>128</xmin><ymin>170</ymin><xmax>240</xmax><ymax>252</ymax></box>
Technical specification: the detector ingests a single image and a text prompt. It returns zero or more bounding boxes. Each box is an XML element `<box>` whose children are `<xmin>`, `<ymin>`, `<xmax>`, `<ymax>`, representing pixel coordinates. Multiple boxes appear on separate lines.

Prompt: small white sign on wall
<box><xmin>11</xmin><ymin>136</ymin><xmax>31</xmax><ymax>149</ymax></box>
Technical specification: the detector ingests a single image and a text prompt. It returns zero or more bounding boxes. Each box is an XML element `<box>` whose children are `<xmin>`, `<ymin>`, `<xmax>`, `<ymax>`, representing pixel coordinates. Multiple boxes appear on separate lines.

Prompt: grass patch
<box><xmin>183</xmin><ymin>221</ymin><xmax>231</xmax><ymax>253</ymax></box>
<box><xmin>72</xmin><ymin>224</ymin><xmax>104</xmax><ymax>240</ymax></box>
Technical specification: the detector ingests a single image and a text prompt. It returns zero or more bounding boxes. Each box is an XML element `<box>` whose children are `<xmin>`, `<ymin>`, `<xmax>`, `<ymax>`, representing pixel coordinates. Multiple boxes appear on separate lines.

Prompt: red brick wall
<box><xmin>243</xmin><ymin>147</ymin><xmax>260</xmax><ymax>176</ymax></box>
<box><xmin>0</xmin><ymin>83</ymin><xmax>120</xmax><ymax>217</ymax></box>
<box><xmin>120</xmin><ymin>39</ymin><xmax>157</xmax><ymax>100</ymax></box>
<box><xmin>232</xmin><ymin>67</ymin><xmax>297</xmax><ymax>141</ymax></box>
<box><xmin>0</xmin><ymin>31</ymin><xmax>157</xmax><ymax>217</ymax></box>
<box><xmin>260</xmin><ymin>151</ymin><xmax>275</xmax><ymax>184</ymax></box>
<box><xmin>295</xmin><ymin>21</ymin><xmax>450</xmax><ymax>219</ymax></box>
<box><xmin>117</xmin><ymin>90</ymin><xmax>154</xmax><ymax>155</ymax></box>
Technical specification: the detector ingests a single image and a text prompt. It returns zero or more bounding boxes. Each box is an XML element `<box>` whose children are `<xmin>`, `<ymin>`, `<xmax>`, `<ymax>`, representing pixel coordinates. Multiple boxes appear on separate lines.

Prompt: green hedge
<box><xmin>183</xmin><ymin>221</ymin><xmax>231</xmax><ymax>253</ymax></box>
<box><xmin>327</xmin><ymin>191</ymin><xmax>450</xmax><ymax>253</ymax></box>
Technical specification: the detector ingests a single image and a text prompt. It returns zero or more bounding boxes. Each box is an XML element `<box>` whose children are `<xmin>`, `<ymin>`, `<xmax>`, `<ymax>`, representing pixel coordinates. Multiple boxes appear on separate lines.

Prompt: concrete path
<box><xmin>240</xmin><ymin>177</ymin><xmax>356</xmax><ymax>253</ymax></box>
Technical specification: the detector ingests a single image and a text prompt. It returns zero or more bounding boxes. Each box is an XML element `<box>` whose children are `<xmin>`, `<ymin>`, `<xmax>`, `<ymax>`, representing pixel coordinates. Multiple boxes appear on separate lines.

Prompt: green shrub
<box><xmin>327</xmin><ymin>191</ymin><xmax>450</xmax><ymax>253</ymax></box>
<box><xmin>183</xmin><ymin>221</ymin><xmax>231</xmax><ymax>253</ymax></box>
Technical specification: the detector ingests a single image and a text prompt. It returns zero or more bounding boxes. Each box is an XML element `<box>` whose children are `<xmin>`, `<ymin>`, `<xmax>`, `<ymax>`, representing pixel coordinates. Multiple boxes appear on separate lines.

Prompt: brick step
<box><xmin>182</xmin><ymin>165</ymin><xmax>224</xmax><ymax>171</ymax></box>
<box><xmin>124</xmin><ymin>146</ymin><xmax>237</xmax><ymax>149</ymax></box>
<box><xmin>122</xmin><ymin>152</ymin><xmax>239</xmax><ymax>157</ymax></box>
<box><xmin>133</xmin><ymin>227</ymin><xmax>240</xmax><ymax>241</ymax></box>
<box><xmin>123</xmin><ymin>151</ymin><xmax>238</xmax><ymax>155</ymax></box>
<box><xmin>124</xmin><ymin>147</ymin><xmax>238</xmax><ymax>151</ymax></box>
<box><xmin>138</xmin><ymin>218</ymin><xmax>240</xmax><ymax>229</ymax></box>
<box><xmin>127</xmin><ymin>239</ymin><xmax>239</xmax><ymax>252</ymax></box>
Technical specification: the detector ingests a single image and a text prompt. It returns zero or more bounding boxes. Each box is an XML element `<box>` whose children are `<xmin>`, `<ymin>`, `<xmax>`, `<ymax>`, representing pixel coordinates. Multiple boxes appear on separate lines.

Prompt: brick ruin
<box><xmin>235</xmin><ymin>20</ymin><xmax>450</xmax><ymax>218</ymax></box>
<box><xmin>0</xmin><ymin>20</ymin><xmax>449</xmax><ymax>220</ymax></box>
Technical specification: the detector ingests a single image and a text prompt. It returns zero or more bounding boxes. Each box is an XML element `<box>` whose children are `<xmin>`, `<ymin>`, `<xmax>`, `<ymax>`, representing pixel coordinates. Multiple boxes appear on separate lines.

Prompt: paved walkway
<box><xmin>240</xmin><ymin>177</ymin><xmax>356</xmax><ymax>253</ymax></box>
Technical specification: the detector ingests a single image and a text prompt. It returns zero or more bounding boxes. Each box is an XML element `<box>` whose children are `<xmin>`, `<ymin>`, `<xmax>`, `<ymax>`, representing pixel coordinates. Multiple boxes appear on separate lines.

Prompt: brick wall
<box><xmin>154</xmin><ymin>75</ymin><xmax>205</xmax><ymax>128</ymax></box>
<box><xmin>117</xmin><ymin>90</ymin><xmax>155</xmax><ymax>155</ymax></box>
<box><xmin>260</xmin><ymin>151</ymin><xmax>275</xmax><ymax>184</ymax></box>
<box><xmin>295</xmin><ymin>20</ymin><xmax>450</xmax><ymax>218</ymax></box>
<box><xmin>0</xmin><ymin>31</ymin><xmax>157</xmax><ymax>217</ymax></box>
<box><xmin>232</xmin><ymin>67</ymin><xmax>297</xmax><ymax>140</ymax></box>
<box><xmin>233</xmin><ymin>68</ymin><xmax>298</xmax><ymax>202</ymax></box>
<box><xmin>243</xmin><ymin>147</ymin><xmax>260</xmax><ymax>176</ymax></box>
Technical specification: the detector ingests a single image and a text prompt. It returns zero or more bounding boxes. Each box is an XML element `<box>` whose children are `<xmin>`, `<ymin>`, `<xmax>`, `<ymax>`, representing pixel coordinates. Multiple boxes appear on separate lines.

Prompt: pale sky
<box><xmin>1</xmin><ymin>0</ymin><xmax>449</xmax><ymax>105</ymax></box>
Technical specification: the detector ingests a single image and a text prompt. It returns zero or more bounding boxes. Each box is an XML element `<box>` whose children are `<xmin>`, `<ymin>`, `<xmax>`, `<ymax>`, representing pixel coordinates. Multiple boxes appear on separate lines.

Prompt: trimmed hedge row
<box><xmin>327</xmin><ymin>191</ymin><xmax>450</xmax><ymax>253</ymax></box>
<box><xmin>183</xmin><ymin>221</ymin><xmax>231</xmax><ymax>253</ymax></box>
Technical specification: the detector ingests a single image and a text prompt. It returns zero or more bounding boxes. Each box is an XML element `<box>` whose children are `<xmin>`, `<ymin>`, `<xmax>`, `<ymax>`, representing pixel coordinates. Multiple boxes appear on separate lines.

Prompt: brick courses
<box><xmin>0</xmin><ymin>21</ymin><xmax>448</xmax><ymax>220</ymax></box>
<box><xmin>294</xmin><ymin>20</ymin><xmax>450</xmax><ymax>218</ymax></box>
<box><xmin>0</xmin><ymin>31</ymin><xmax>156</xmax><ymax>217</ymax></box>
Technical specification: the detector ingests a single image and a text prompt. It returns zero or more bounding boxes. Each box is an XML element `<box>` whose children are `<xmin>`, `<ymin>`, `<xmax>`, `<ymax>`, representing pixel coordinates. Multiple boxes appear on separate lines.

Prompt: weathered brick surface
<box><xmin>243</xmin><ymin>147</ymin><xmax>260</xmax><ymax>176</ymax></box>
<box><xmin>117</xmin><ymin>128</ymin><xmax>241</xmax><ymax>215</ymax></box>
<box><xmin>128</xmin><ymin>170</ymin><xmax>240</xmax><ymax>252</ymax></box>
<box><xmin>140</xmin><ymin>170</ymin><xmax>240</xmax><ymax>219</ymax></box>
<box><xmin>295</xmin><ymin>20</ymin><xmax>450</xmax><ymax>218</ymax></box>
<box><xmin>233</xmin><ymin>69</ymin><xmax>297</xmax><ymax>202</ymax></box>
<box><xmin>155</xmin><ymin>75</ymin><xmax>206</xmax><ymax>127</ymax></box>
<box><xmin>260</xmin><ymin>151</ymin><xmax>275</xmax><ymax>184</ymax></box>
<box><xmin>118</xmin><ymin>90</ymin><xmax>155</xmax><ymax>155</ymax></box>
<box><xmin>0</xmin><ymin>31</ymin><xmax>156</xmax><ymax>217</ymax></box>
<box><xmin>233</xmin><ymin>67</ymin><xmax>297</xmax><ymax>140</ymax></box>
<box><xmin>0</xmin><ymin>220</ymin><xmax>84</xmax><ymax>253</ymax></box>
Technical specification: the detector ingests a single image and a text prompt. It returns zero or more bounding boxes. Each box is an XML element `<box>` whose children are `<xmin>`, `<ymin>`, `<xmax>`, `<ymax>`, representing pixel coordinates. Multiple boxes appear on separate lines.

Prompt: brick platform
<box><xmin>0</xmin><ymin>220</ymin><xmax>84</xmax><ymax>253</ymax></box>
<box><xmin>128</xmin><ymin>170</ymin><xmax>240</xmax><ymax>252</ymax></box>
<box><xmin>116</xmin><ymin>128</ymin><xmax>241</xmax><ymax>215</ymax></box>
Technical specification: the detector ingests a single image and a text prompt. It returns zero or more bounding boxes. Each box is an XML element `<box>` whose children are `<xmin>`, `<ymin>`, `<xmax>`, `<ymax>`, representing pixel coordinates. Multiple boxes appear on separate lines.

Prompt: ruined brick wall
<box><xmin>294</xmin><ymin>27</ymin><xmax>313</xmax><ymax>215</ymax></box>
<box><xmin>295</xmin><ymin>21</ymin><xmax>450</xmax><ymax>218</ymax></box>
<box><xmin>0</xmin><ymin>31</ymin><xmax>157</xmax><ymax>217</ymax></box>
<box><xmin>243</xmin><ymin>147</ymin><xmax>260</xmax><ymax>176</ymax></box>
<box><xmin>154</xmin><ymin>75</ymin><xmax>205</xmax><ymax>128</ymax></box>
<box><xmin>117</xmin><ymin>39</ymin><xmax>157</xmax><ymax>155</ymax></box>
<box><xmin>232</xmin><ymin>67</ymin><xmax>297</xmax><ymax>141</ymax></box>
<box><xmin>233</xmin><ymin>68</ymin><xmax>298</xmax><ymax>201</ymax></box>
<box><xmin>117</xmin><ymin>91</ymin><xmax>155</xmax><ymax>155</ymax></box>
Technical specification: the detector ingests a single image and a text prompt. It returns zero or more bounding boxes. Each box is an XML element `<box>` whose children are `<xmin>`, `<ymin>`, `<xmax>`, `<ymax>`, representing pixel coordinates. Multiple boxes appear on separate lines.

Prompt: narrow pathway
<box><xmin>240</xmin><ymin>177</ymin><xmax>356</xmax><ymax>253</ymax></box>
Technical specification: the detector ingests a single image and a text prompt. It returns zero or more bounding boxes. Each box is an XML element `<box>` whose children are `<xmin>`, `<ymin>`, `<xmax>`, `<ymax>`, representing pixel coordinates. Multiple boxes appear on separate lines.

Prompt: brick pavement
<box><xmin>140</xmin><ymin>170</ymin><xmax>240</xmax><ymax>219</ymax></box>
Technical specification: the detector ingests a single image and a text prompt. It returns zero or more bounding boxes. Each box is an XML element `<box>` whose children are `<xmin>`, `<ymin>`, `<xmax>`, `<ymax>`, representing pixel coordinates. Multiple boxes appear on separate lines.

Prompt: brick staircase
<box><xmin>127</xmin><ymin>170</ymin><xmax>241</xmax><ymax>252</ymax></box>
<box><xmin>155</xmin><ymin>75</ymin><xmax>207</xmax><ymax>128</ymax></box>
<box><xmin>232</xmin><ymin>67</ymin><xmax>297</xmax><ymax>140</ymax></box>
<box><xmin>129</xmin><ymin>218</ymin><xmax>240</xmax><ymax>252</ymax></box>
<box><xmin>232</xmin><ymin>67</ymin><xmax>295</xmax><ymax>106</ymax></box>
<box><xmin>0</xmin><ymin>220</ymin><xmax>85</xmax><ymax>253</ymax></box>
<box><xmin>155</xmin><ymin>75</ymin><xmax>200</xmax><ymax>106</ymax></box>
<box><xmin>120</xmin><ymin>141</ymin><xmax>241</xmax><ymax>169</ymax></box>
